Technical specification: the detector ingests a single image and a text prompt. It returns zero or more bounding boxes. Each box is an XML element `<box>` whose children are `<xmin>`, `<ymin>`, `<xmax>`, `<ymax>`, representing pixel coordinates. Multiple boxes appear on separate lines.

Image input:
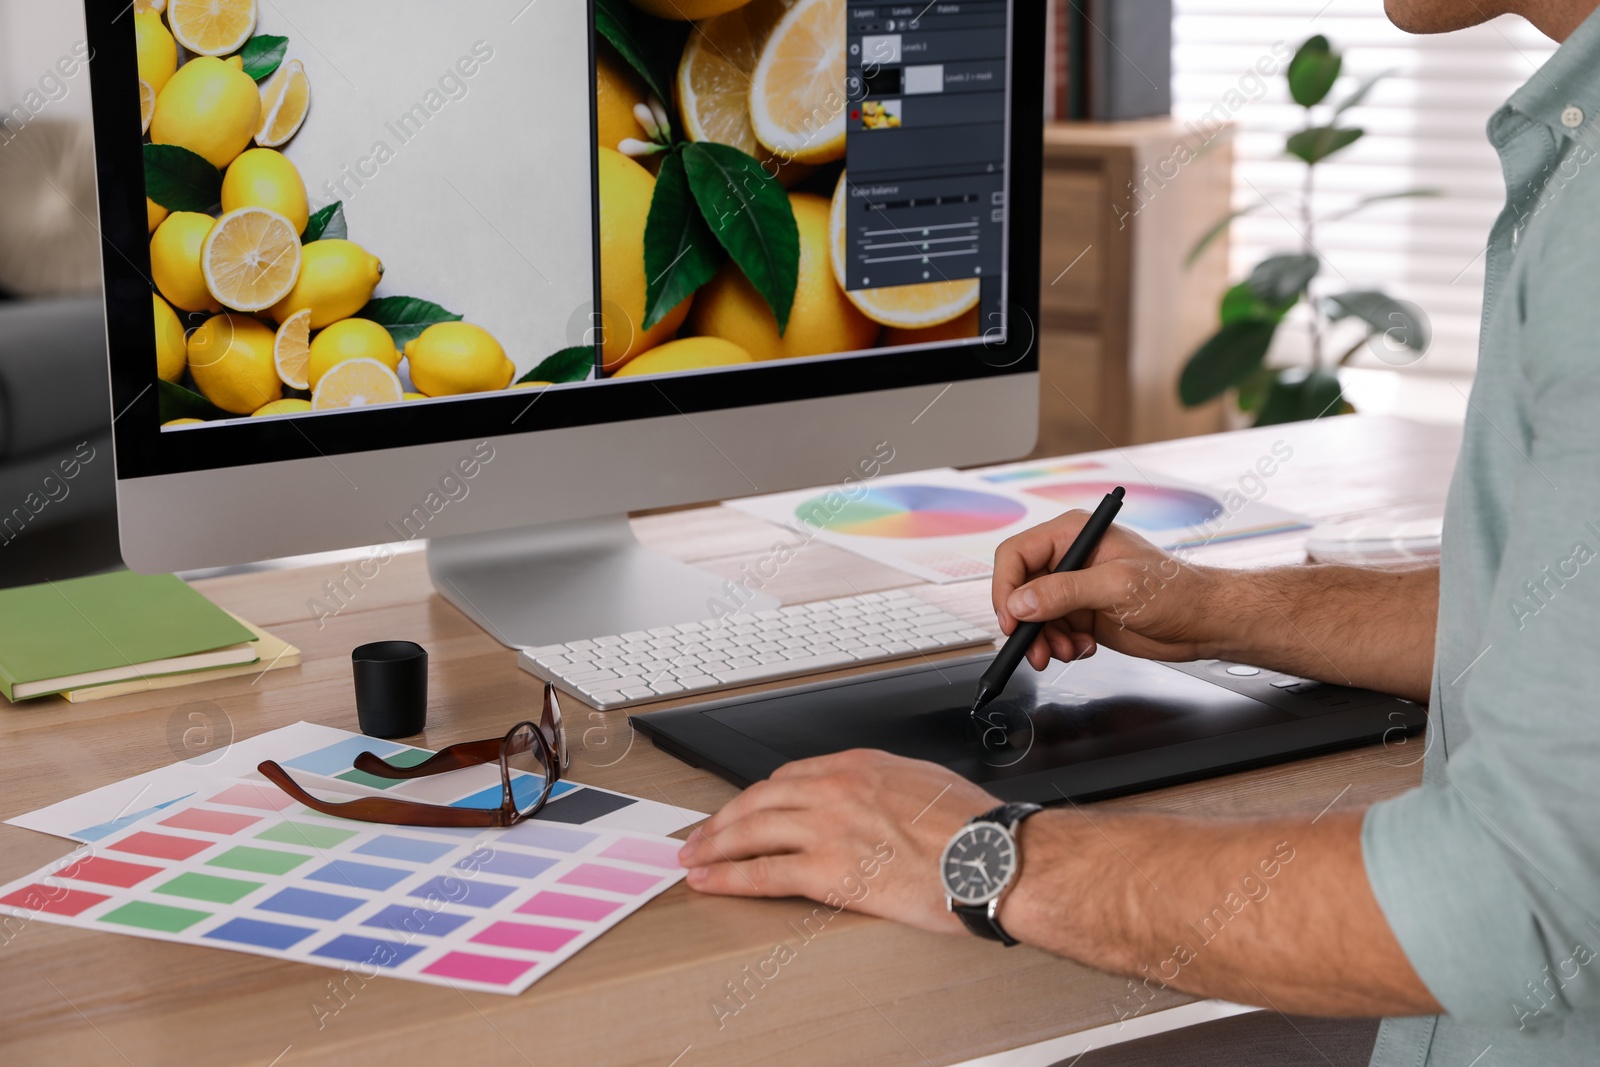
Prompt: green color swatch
<box><xmin>100</xmin><ymin>900</ymin><xmax>210</xmax><ymax>932</ymax></box>
<box><xmin>206</xmin><ymin>845</ymin><xmax>309</xmax><ymax>876</ymax></box>
<box><xmin>157</xmin><ymin>871</ymin><xmax>263</xmax><ymax>904</ymax></box>
<box><xmin>334</xmin><ymin>747</ymin><xmax>432</xmax><ymax>790</ymax></box>
<box><xmin>256</xmin><ymin>821</ymin><xmax>358</xmax><ymax>849</ymax></box>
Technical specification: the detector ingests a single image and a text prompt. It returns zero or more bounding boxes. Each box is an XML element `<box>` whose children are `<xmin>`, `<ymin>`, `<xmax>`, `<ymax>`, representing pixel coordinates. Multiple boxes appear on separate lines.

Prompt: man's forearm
<box><xmin>1000</xmin><ymin>807</ymin><xmax>1441</xmax><ymax>1017</ymax></box>
<box><xmin>1196</xmin><ymin>563</ymin><xmax>1437</xmax><ymax>701</ymax></box>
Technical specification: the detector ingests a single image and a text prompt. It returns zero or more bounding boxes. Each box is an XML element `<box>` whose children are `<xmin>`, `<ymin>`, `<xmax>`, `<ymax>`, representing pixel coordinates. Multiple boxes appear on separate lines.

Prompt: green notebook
<box><xmin>0</xmin><ymin>572</ymin><xmax>258</xmax><ymax>701</ymax></box>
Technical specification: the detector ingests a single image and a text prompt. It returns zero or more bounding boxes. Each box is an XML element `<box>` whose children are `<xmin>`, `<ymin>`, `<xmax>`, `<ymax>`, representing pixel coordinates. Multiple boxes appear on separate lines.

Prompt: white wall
<box><xmin>0</xmin><ymin>0</ymin><xmax>92</xmax><ymax>119</ymax></box>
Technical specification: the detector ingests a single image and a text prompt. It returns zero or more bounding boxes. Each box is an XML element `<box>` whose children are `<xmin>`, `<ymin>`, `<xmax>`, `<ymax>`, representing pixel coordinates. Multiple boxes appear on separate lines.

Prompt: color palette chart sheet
<box><xmin>0</xmin><ymin>780</ymin><xmax>686</xmax><ymax>994</ymax></box>
<box><xmin>977</xmin><ymin>455</ymin><xmax>1310</xmax><ymax>553</ymax></box>
<box><xmin>723</xmin><ymin>468</ymin><xmax>1061</xmax><ymax>584</ymax></box>
<box><xmin>9</xmin><ymin>721</ymin><xmax>697</xmax><ymax>842</ymax></box>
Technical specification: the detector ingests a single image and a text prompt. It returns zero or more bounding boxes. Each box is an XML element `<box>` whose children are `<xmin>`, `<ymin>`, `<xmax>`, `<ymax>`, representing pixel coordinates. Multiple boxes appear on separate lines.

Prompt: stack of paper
<box><xmin>0</xmin><ymin>572</ymin><xmax>266</xmax><ymax>702</ymax></box>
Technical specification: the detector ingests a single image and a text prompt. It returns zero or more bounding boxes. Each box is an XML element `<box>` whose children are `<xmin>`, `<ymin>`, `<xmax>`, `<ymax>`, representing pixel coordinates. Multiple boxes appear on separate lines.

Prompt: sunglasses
<box><xmin>258</xmin><ymin>681</ymin><xmax>569</xmax><ymax>828</ymax></box>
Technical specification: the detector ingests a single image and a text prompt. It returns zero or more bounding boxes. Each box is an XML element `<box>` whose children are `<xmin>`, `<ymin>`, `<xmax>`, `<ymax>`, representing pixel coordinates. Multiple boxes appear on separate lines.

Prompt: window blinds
<box><xmin>1171</xmin><ymin>1</ymin><xmax>1557</xmax><ymax>374</ymax></box>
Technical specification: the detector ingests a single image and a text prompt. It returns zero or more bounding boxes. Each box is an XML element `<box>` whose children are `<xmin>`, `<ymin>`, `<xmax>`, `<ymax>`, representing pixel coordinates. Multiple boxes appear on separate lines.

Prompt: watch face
<box><xmin>941</xmin><ymin>821</ymin><xmax>1017</xmax><ymax>906</ymax></box>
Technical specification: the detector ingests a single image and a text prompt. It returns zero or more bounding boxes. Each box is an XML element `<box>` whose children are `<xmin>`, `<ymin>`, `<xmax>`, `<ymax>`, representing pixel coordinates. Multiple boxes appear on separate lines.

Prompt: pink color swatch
<box><xmin>108</xmin><ymin>831</ymin><xmax>212</xmax><ymax>862</ymax></box>
<box><xmin>160</xmin><ymin>808</ymin><xmax>262</xmax><ymax>835</ymax></box>
<box><xmin>209</xmin><ymin>784</ymin><xmax>296</xmax><ymax>811</ymax></box>
<box><xmin>599</xmin><ymin>838</ymin><xmax>683</xmax><ymax>870</ymax></box>
<box><xmin>557</xmin><ymin>863</ymin><xmax>660</xmax><ymax>896</ymax></box>
<box><xmin>1</xmin><ymin>884</ymin><xmax>109</xmax><ymax>916</ymax></box>
<box><xmin>515</xmin><ymin>891</ymin><xmax>621</xmax><ymax>922</ymax></box>
<box><xmin>56</xmin><ymin>855</ymin><xmax>163</xmax><ymax>889</ymax></box>
<box><xmin>471</xmin><ymin>921</ymin><xmax>579</xmax><ymax>953</ymax></box>
<box><xmin>422</xmin><ymin>951</ymin><xmax>539</xmax><ymax>986</ymax></box>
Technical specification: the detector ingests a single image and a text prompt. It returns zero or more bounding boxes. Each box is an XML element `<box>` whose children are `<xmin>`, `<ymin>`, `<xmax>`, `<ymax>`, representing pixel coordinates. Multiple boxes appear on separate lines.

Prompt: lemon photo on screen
<box><xmin>140</xmin><ymin>0</ymin><xmax>1000</xmax><ymax>428</ymax></box>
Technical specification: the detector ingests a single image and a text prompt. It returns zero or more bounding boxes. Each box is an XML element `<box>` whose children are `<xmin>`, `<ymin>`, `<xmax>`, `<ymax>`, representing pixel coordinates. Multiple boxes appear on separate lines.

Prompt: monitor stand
<box><xmin>427</xmin><ymin>515</ymin><xmax>778</xmax><ymax>649</ymax></box>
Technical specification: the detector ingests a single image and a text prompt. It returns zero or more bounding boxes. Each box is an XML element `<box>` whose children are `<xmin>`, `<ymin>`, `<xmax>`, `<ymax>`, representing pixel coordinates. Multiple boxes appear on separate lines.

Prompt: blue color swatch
<box><xmin>281</xmin><ymin>737</ymin><xmax>404</xmax><ymax>777</ymax></box>
<box><xmin>352</xmin><ymin>835</ymin><xmax>457</xmax><ymax>864</ymax></box>
<box><xmin>497</xmin><ymin>822</ymin><xmax>597</xmax><ymax>853</ymax></box>
<box><xmin>363</xmin><ymin>903</ymin><xmax>472</xmax><ymax>938</ymax></box>
<box><xmin>305</xmin><ymin>860</ymin><xmax>411</xmax><ymax>892</ymax></box>
<box><xmin>311</xmin><ymin>934</ymin><xmax>423</xmax><ymax>968</ymax></box>
<box><xmin>255</xmin><ymin>886</ymin><xmax>365</xmax><ymax>921</ymax></box>
<box><xmin>450</xmin><ymin>778</ymin><xmax>576</xmax><ymax>812</ymax></box>
<box><xmin>206</xmin><ymin>917</ymin><xmax>314</xmax><ymax>950</ymax></box>
<box><xmin>461</xmin><ymin>851</ymin><xmax>555</xmax><ymax>880</ymax></box>
<box><xmin>411</xmin><ymin>875</ymin><xmax>516</xmax><ymax>909</ymax></box>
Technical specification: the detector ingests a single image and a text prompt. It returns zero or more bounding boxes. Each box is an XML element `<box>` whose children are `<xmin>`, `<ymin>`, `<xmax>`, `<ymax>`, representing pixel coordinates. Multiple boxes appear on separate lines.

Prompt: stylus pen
<box><xmin>970</xmin><ymin>486</ymin><xmax>1126</xmax><ymax>716</ymax></box>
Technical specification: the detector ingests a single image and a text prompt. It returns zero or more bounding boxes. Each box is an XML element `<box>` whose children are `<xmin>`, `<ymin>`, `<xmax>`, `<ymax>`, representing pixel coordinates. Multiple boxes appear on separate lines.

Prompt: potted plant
<box><xmin>1179</xmin><ymin>35</ymin><xmax>1436</xmax><ymax>426</ymax></box>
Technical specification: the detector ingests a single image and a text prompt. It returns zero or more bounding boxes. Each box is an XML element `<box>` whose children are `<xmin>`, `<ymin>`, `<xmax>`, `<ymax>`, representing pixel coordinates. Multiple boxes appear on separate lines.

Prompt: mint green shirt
<box><xmin>1361</xmin><ymin>9</ymin><xmax>1600</xmax><ymax>1065</ymax></box>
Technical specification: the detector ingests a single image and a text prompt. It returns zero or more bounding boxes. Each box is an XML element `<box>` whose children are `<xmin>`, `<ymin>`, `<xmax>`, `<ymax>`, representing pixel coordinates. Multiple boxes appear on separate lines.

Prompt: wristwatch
<box><xmin>940</xmin><ymin>801</ymin><xmax>1042</xmax><ymax>946</ymax></box>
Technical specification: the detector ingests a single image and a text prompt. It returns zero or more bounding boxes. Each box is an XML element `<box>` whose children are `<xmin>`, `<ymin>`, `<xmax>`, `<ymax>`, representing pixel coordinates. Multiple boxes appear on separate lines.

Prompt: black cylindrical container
<box><xmin>351</xmin><ymin>641</ymin><xmax>428</xmax><ymax>738</ymax></box>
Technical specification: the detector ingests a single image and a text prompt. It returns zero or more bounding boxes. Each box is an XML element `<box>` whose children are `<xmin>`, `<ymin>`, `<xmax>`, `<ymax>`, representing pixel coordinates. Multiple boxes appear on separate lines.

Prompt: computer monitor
<box><xmin>85</xmin><ymin>0</ymin><xmax>1044</xmax><ymax>647</ymax></box>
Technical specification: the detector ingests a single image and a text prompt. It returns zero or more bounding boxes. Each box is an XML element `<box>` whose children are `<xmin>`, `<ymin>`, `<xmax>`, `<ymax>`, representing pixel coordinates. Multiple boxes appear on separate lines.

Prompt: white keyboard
<box><xmin>517</xmin><ymin>589</ymin><xmax>995</xmax><ymax>710</ymax></box>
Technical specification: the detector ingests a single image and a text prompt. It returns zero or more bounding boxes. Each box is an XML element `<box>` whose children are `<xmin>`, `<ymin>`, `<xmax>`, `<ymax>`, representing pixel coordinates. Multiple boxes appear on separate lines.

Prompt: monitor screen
<box><xmin>89</xmin><ymin>0</ymin><xmax>1039</xmax><ymax>478</ymax></box>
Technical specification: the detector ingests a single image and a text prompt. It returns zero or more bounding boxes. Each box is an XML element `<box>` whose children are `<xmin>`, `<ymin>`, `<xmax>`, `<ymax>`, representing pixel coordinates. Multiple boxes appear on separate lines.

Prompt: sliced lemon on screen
<box><xmin>273</xmin><ymin>307</ymin><xmax>312</xmax><ymax>389</ymax></box>
<box><xmin>312</xmin><ymin>357</ymin><xmax>404</xmax><ymax>411</ymax></box>
<box><xmin>828</xmin><ymin>172</ymin><xmax>979</xmax><ymax>329</ymax></box>
<box><xmin>749</xmin><ymin>0</ymin><xmax>847</xmax><ymax>165</ymax></box>
<box><xmin>134</xmin><ymin>0</ymin><xmax>167</xmax><ymax>12</ymax></box>
<box><xmin>202</xmin><ymin>206</ymin><xmax>302</xmax><ymax>312</ymax></box>
<box><xmin>139</xmin><ymin>79</ymin><xmax>156</xmax><ymax>134</ymax></box>
<box><xmin>256</xmin><ymin>59</ymin><xmax>310</xmax><ymax>148</ymax></box>
<box><xmin>167</xmin><ymin>0</ymin><xmax>258</xmax><ymax>58</ymax></box>
<box><xmin>679</xmin><ymin>0</ymin><xmax>793</xmax><ymax>158</ymax></box>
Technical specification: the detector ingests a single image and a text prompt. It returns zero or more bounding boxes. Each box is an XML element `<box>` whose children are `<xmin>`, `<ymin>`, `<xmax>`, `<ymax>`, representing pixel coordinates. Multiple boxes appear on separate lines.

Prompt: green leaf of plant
<box><xmin>1332</xmin><ymin>68</ymin><xmax>1396</xmax><ymax>116</ymax></box>
<box><xmin>1254</xmin><ymin>368</ymin><xmax>1345</xmax><ymax>426</ymax></box>
<box><xmin>682</xmin><ymin>141</ymin><xmax>799</xmax><ymax>334</ymax></box>
<box><xmin>1235</xmin><ymin>365</ymin><xmax>1279</xmax><ymax>413</ymax></box>
<box><xmin>1286</xmin><ymin>126</ymin><xmax>1363</xmax><ymax>164</ymax></box>
<box><xmin>240</xmin><ymin>34</ymin><xmax>289</xmax><ymax>81</ymax></box>
<box><xmin>1248</xmin><ymin>253</ymin><xmax>1320</xmax><ymax>305</ymax></box>
<box><xmin>143</xmin><ymin>144</ymin><xmax>221</xmax><ymax>213</ymax></box>
<box><xmin>1179</xmin><ymin>318</ymin><xmax>1279</xmax><ymax>406</ymax></box>
<box><xmin>644</xmin><ymin>151</ymin><xmax>723</xmax><ymax>329</ymax></box>
<box><xmin>1318</xmin><ymin>187</ymin><xmax>1441</xmax><ymax>226</ymax></box>
<box><xmin>158</xmin><ymin>379</ymin><xmax>227</xmax><ymax>423</ymax></box>
<box><xmin>355</xmin><ymin>297</ymin><xmax>463</xmax><ymax>348</ymax></box>
<box><xmin>593</xmin><ymin>0</ymin><xmax>686</xmax><ymax>108</ymax></box>
<box><xmin>1186</xmin><ymin>201</ymin><xmax>1264</xmax><ymax>268</ymax></box>
<box><xmin>302</xmin><ymin>201</ymin><xmax>347</xmax><ymax>243</ymax></box>
<box><xmin>1287</xmin><ymin>35</ymin><xmax>1342</xmax><ymax>108</ymax></box>
<box><xmin>1220</xmin><ymin>281</ymin><xmax>1295</xmax><ymax>325</ymax></box>
<box><xmin>1324</xmin><ymin>290</ymin><xmax>1431</xmax><ymax>351</ymax></box>
<box><xmin>520</xmin><ymin>346</ymin><xmax>595</xmax><ymax>384</ymax></box>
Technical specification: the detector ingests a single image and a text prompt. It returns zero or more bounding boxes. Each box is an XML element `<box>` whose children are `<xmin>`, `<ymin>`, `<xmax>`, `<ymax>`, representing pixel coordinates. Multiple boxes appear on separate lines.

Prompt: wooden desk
<box><xmin>0</xmin><ymin>415</ymin><xmax>1460</xmax><ymax>1067</ymax></box>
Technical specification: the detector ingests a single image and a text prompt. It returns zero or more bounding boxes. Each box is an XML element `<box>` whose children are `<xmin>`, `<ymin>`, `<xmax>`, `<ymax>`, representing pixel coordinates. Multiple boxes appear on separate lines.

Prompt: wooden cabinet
<box><xmin>1031</xmin><ymin>119</ymin><xmax>1232</xmax><ymax>457</ymax></box>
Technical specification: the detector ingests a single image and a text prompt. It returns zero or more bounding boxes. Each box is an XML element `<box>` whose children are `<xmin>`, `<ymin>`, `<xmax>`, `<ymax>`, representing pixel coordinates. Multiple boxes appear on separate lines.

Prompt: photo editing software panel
<box><xmin>844</xmin><ymin>1</ymin><xmax>1009</xmax><ymax>330</ymax></box>
<box><xmin>123</xmin><ymin>0</ymin><xmax>1017</xmax><ymax>434</ymax></box>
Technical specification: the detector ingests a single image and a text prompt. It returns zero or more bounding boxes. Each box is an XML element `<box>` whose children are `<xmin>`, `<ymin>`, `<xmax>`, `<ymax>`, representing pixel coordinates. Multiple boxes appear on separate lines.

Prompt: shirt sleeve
<box><xmin>1361</xmin><ymin>192</ymin><xmax>1600</xmax><ymax>1028</ymax></box>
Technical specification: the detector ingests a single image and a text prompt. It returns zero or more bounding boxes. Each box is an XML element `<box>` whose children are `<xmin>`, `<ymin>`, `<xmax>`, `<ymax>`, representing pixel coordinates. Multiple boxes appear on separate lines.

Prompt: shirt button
<box><xmin>1562</xmin><ymin>105</ymin><xmax>1584</xmax><ymax>128</ymax></box>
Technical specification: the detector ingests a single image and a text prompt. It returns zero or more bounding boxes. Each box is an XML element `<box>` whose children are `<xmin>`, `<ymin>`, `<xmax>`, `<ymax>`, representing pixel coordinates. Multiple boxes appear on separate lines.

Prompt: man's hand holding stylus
<box><xmin>991</xmin><ymin>508</ymin><xmax>1438</xmax><ymax>702</ymax></box>
<box><xmin>991</xmin><ymin>510</ymin><xmax>1228</xmax><ymax>671</ymax></box>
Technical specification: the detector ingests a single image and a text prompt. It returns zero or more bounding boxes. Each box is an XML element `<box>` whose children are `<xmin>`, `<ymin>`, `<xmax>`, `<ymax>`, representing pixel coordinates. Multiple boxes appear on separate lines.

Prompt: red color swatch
<box><xmin>107</xmin><ymin>831</ymin><xmax>212</xmax><ymax>861</ymax></box>
<box><xmin>55</xmin><ymin>855</ymin><xmax>164</xmax><ymax>888</ymax></box>
<box><xmin>159</xmin><ymin>808</ymin><xmax>262</xmax><ymax>835</ymax></box>
<box><xmin>209</xmin><ymin>784</ymin><xmax>296</xmax><ymax>811</ymax></box>
<box><xmin>0</xmin><ymin>884</ymin><xmax>108</xmax><ymax>916</ymax></box>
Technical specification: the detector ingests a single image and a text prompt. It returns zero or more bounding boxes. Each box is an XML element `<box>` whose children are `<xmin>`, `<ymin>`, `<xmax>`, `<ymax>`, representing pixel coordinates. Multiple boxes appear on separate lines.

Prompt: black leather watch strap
<box><xmin>951</xmin><ymin>802</ymin><xmax>1042</xmax><ymax>946</ymax></box>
